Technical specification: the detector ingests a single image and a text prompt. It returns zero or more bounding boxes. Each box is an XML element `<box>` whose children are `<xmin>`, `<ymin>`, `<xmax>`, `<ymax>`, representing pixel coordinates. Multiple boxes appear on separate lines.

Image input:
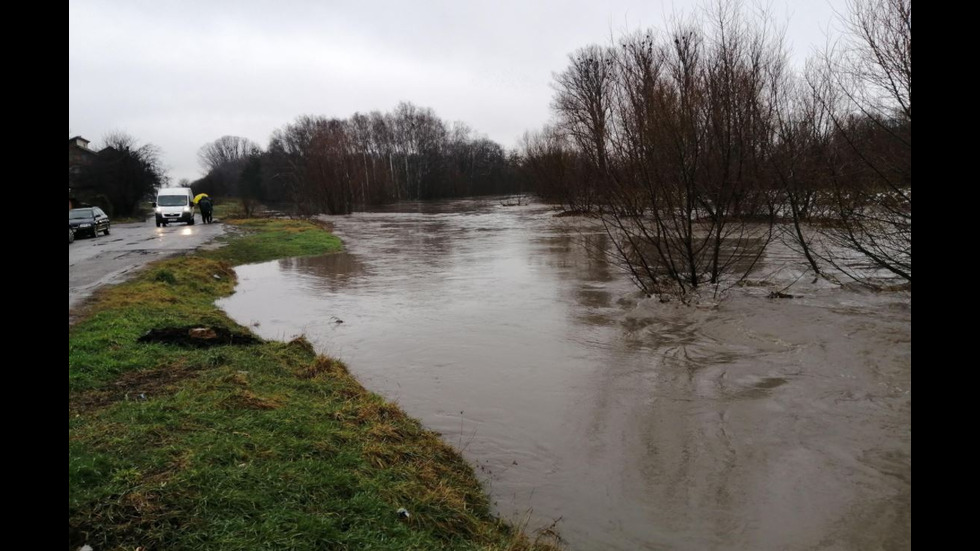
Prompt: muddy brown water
<box><xmin>218</xmin><ymin>199</ymin><xmax>911</xmax><ymax>550</ymax></box>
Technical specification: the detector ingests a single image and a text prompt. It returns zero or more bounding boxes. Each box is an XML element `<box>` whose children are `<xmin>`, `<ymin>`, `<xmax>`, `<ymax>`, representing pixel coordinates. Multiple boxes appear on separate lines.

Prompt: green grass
<box><xmin>210</xmin><ymin>198</ymin><xmax>246</xmax><ymax>220</ymax></box>
<box><xmin>201</xmin><ymin>218</ymin><xmax>342</xmax><ymax>265</ymax></box>
<box><xmin>69</xmin><ymin>218</ymin><xmax>556</xmax><ymax>551</ymax></box>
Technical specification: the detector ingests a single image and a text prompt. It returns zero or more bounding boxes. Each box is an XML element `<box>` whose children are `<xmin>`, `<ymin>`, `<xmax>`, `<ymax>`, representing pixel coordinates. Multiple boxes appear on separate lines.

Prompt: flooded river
<box><xmin>218</xmin><ymin>199</ymin><xmax>911</xmax><ymax>550</ymax></box>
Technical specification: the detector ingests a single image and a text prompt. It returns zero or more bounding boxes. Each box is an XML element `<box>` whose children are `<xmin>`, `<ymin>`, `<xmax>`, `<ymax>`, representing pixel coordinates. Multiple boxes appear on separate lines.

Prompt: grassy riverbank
<box><xmin>69</xmin><ymin>218</ymin><xmax>555</xmax><ymax>550</ymax></box>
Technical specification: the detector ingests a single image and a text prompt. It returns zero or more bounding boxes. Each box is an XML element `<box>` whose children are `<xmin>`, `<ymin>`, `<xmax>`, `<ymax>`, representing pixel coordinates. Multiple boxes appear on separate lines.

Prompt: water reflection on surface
<box><xmin>219</xmin><ymin>199</ymin><xmax>911</xmax><ymax>550</ymax></box>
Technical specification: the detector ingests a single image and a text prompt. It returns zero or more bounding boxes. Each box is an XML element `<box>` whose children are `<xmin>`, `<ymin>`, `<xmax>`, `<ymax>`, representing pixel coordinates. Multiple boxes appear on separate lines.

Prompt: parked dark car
<box><xmin>69</xmin><ymin>207</ymin><xmax>110</xmax><ymax>237</ymax></box>
<box><xmin>69</xmin><ymin>225</ymin><xmax>75</xmax><ymax>244</ymax></box>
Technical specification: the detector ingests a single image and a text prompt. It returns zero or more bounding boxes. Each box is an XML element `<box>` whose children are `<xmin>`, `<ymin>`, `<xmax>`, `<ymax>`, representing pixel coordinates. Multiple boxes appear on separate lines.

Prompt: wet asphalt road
<box><xmin>69</xmin><ymin>217</ymin><xmax>225</xmax><ymax>312</ymax></box>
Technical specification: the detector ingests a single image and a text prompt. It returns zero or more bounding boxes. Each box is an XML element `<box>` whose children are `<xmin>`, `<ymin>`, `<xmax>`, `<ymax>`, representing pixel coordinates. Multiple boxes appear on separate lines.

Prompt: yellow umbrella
<box><xmin>193</xmin><ymin>193</ymin><xmax>210</xmax><ymax>204</ymax></box>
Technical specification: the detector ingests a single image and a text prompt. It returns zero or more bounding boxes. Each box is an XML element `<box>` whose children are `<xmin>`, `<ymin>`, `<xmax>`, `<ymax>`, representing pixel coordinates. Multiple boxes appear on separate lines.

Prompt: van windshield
<box><xmin>158</xmin><ymin>196</ymin><xmax>188</xmax><ymax>207</ymax></box>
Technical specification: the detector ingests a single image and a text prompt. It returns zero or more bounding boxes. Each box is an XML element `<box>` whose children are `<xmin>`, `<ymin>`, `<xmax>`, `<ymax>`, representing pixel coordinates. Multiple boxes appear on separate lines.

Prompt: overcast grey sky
<box><xmin>69</xmin><ymin>0</ymin><xmax>843</xmax><ymax>183</ymax></box>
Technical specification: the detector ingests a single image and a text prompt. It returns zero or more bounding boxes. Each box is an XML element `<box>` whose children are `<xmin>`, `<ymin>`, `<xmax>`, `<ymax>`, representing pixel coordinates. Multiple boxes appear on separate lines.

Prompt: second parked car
<box><xmin>69</xmin><ymin>207</ymin><xmax>111</xmax><ymax>237</ymax></box>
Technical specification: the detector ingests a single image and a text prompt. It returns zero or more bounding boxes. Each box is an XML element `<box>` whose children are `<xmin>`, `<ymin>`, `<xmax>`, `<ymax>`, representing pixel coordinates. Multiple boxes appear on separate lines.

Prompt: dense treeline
<box><xmin>72</xmin><ymin>133</ymin><xmax>166</xmax><ymax>217</ymax></box>
<box><xmin>193</xmin><ymin>103</ymin><xmax>517</xmax><ymax>215</ymax></box>
<box><xmin>521</xmin><ymin>0</ymin><xmax>911</xmax><ymax>294</ymax></box>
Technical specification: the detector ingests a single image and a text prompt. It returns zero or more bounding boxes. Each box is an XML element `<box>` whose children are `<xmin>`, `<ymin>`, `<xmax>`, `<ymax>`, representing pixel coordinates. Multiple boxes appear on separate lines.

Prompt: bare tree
<box><xmin>527</xmin><ymin>0</ymin><xmax>911</xmax><ymax>294</ymax></box>
<box><xmin>195</xmin><ymin>135</ymin><xmax>262</xmax><ymax>206</ymax></box>
<box><xmin>197</xmin><ymin>135</ymin><xmax>261</xmax><ymax>173</ymax></box>
<box><xmin>812</xmin><ymin>0</ymin><xmax>911</xmax><ymax>282</ymax></box>
<box><xmin>349</xmin><ymin>112</ymin><xmax>374</xmax><ymax>207</ymax></box>
<box><xmin>547</xmin><ymin>3</ymin><xmax>783</xmax><ymax>299</ymax></box>
<box><xmin>268</xmin><ymin>116</ymin><xmax>354</xmax><ymax>215</ymax></box>
<box><xmin>520</xmin><ymin>126</ymin><xmax>589</xmax><ymax>208</ymax></box>
<box><xmin>552</xmin><ymin>45</ymin><xmax>617</xmax><ymax>213</ymax></box>
<box><xmin>769</xmin><ymin>69</ymin><xmax>832</xmax><ymax>278</ymax></box>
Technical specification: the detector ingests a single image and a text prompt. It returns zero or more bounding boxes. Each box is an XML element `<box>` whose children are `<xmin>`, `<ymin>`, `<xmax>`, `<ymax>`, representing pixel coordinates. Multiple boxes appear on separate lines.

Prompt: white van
<box><xmin>155</xmin><ymin>187</ymin><xmax>196</xmax><ymax>227</ymax></box>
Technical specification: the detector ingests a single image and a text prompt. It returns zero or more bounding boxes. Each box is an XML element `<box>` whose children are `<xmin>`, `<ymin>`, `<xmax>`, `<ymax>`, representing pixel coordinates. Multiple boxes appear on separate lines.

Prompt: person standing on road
<box><xmin>199</xmin><ymin>196</ymin><xmax>214</xmax><ymax>224</ymax></box>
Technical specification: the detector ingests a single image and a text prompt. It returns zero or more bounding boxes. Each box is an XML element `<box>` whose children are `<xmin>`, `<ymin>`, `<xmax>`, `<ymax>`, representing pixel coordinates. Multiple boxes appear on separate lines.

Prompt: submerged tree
<box><xmin>528</xmin><ymin>0</ymin><xmax>912</xmax><ymax>294</ymax></box>
<box><xmin>520</xmin><ymin>125</ymin><xmax>592</xmax><ymax>210</ymax></box>
<box><xmin>811</xmin><ymin>0</ymin><xmax>911</xmax><ymax>282</ymax></box>
<box><xmin>766</xmin><ymin>65</ymin><xmax>836</xmax><ymax>279</ymax></box>
<box><xmin>547</xmin><ymin>3</ymin><xmax>783</xmax><ymax>298</ymax></box>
